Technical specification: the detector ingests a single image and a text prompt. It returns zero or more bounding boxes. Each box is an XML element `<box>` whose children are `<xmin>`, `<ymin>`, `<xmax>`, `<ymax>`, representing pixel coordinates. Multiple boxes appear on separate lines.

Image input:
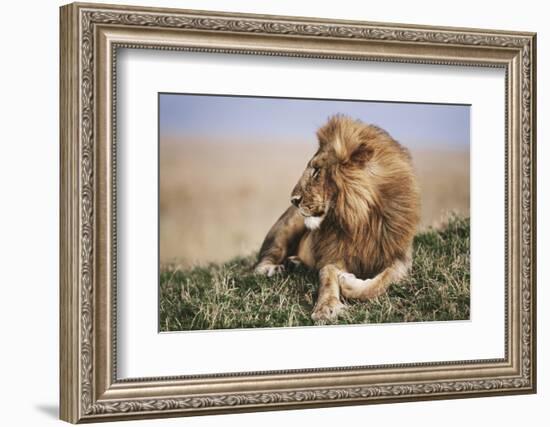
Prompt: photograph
<box><xmin>158</xmin><ymin>93</ymin><xmax>471</xmax><ymax>331</ymax></box>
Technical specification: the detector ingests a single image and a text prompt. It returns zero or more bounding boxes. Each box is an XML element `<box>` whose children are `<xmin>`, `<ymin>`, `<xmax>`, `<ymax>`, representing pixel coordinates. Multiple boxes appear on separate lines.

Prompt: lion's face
<box><xmin>290</xmin><ymin>149</ymin><xmax>335</xmax><ymax>230</ymax></box>
<box><xmin>290</xmin><ymin>116</ymin><xmax>378</xmax><ymax>231</ymax></box>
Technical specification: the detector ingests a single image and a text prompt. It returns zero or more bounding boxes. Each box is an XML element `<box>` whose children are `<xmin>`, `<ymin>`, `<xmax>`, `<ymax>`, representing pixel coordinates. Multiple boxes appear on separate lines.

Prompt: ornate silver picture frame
<box><xmin>60</xmin><ymin>2</ymin><xmax>536</xmax><ymax>423</ymax></box>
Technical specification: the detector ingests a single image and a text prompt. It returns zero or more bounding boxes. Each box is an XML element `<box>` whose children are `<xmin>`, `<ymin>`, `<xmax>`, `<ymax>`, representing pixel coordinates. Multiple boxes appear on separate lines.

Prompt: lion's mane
<box><xmin>311</xmin><ymin>115</ymin><xmax>421</xmax><ymax>278</ymax></box>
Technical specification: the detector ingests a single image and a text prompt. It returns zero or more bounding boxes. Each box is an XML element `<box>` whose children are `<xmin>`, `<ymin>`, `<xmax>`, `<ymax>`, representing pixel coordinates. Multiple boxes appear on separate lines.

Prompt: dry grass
<box><xmin>160</xmin><ymin>136</ymin><xmax>469</xmax><ymax>267</ymax></box>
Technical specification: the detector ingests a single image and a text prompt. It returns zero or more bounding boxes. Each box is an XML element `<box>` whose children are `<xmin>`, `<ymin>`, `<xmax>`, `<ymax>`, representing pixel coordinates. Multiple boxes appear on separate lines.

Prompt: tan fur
<box><xmin>255</xmin><ymin>115</ymin><xmax>420</xmax><ymax>322</ymax></box>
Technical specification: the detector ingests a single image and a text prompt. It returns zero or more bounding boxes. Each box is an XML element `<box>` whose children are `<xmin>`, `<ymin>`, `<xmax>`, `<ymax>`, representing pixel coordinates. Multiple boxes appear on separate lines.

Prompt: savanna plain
<box><xmin>159</xmin><ymin>137</ymin><xmax>470</xmax><ymax>330</ymax></box>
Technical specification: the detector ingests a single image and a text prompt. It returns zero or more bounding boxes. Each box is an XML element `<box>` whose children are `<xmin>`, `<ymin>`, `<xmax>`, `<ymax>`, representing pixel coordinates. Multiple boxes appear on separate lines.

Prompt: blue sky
<box><xmin>159</xmin><ymin>93</ymin><xmax>470</xmax><ymax>149</ymax></box>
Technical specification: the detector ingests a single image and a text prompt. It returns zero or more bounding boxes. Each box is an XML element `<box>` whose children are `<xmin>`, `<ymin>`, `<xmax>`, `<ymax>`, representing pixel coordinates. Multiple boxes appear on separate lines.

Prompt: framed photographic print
<box><xmin>60</xmin><ymin>2</ymin><xmax>537</xmax><ymax>423</ymax></box>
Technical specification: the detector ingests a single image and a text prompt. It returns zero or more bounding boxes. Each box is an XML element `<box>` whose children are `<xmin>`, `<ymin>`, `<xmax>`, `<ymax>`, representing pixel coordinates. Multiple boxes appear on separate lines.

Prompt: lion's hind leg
<box><xmin>338</xmin><ymin>256</ymin><xmax>411</xmax><ymax>301</ymax></box>
<box><xmin>255</xmin><ymin>206</ymin><xmax>306</xmax><ymax>276</ymax></box>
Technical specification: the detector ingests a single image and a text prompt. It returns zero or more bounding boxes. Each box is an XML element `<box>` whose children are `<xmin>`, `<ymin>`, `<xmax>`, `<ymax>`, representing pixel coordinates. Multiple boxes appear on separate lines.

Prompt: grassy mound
<box><xmin>160</xmin><ymin>216</ymin><xmax>470</xmax><ymax>331</ymax></box>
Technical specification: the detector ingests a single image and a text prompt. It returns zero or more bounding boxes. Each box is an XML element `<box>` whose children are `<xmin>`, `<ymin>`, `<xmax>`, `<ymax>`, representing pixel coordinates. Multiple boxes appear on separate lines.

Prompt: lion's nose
<box><xmin>290</xmin><ymin>195</ymin><xmax>302</xmax><ymax>207</ymax></box>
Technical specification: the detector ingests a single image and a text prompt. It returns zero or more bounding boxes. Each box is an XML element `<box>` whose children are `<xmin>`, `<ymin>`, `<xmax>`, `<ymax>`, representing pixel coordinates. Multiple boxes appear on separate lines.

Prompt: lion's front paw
<box><xmin>311</xmin><ymin>298</ymin><xmax>346</xmax><ymax>323</ymax></box>
<box><xmin>254</xmin><ymin>262</ymin><xmax>285</xmax><ymax>277</ymax></box>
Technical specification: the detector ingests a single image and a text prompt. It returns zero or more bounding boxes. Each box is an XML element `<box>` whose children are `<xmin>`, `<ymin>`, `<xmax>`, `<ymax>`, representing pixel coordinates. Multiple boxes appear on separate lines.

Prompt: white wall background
<box><xmin>0</xmin><ymin>1</ymin><xmax>545</xmax><ymax>426</ymax></box>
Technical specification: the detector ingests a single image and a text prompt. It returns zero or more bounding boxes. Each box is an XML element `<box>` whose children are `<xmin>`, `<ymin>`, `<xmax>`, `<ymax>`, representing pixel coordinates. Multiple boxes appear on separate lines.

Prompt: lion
<box><xmin>255</xmin><ymin>114</ymin><xmax>420</xmax><ymax>322</ymax></box>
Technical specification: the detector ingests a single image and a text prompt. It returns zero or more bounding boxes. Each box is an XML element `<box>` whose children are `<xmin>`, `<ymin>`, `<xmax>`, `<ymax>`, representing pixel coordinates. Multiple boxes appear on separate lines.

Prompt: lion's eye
<box><xmin>311</xmin><ymin>167</ymin><xmax>320</xmax><ymax>179</ymax></box>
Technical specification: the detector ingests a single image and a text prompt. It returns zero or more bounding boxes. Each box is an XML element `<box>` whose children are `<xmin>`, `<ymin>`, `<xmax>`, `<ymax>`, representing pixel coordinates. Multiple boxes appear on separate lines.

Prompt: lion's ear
<box><xmin>348</xmin><ymin>143</ymin><xmax>373</xmax><ymax>166</ymax></box>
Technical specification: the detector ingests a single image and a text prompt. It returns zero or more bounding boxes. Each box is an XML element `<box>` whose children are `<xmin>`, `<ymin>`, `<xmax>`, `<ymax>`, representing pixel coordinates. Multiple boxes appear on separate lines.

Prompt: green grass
<box><xmin>159</xmin><ymin>216</ymin><xmax>470</xmax><ymax>331</ymax></box>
